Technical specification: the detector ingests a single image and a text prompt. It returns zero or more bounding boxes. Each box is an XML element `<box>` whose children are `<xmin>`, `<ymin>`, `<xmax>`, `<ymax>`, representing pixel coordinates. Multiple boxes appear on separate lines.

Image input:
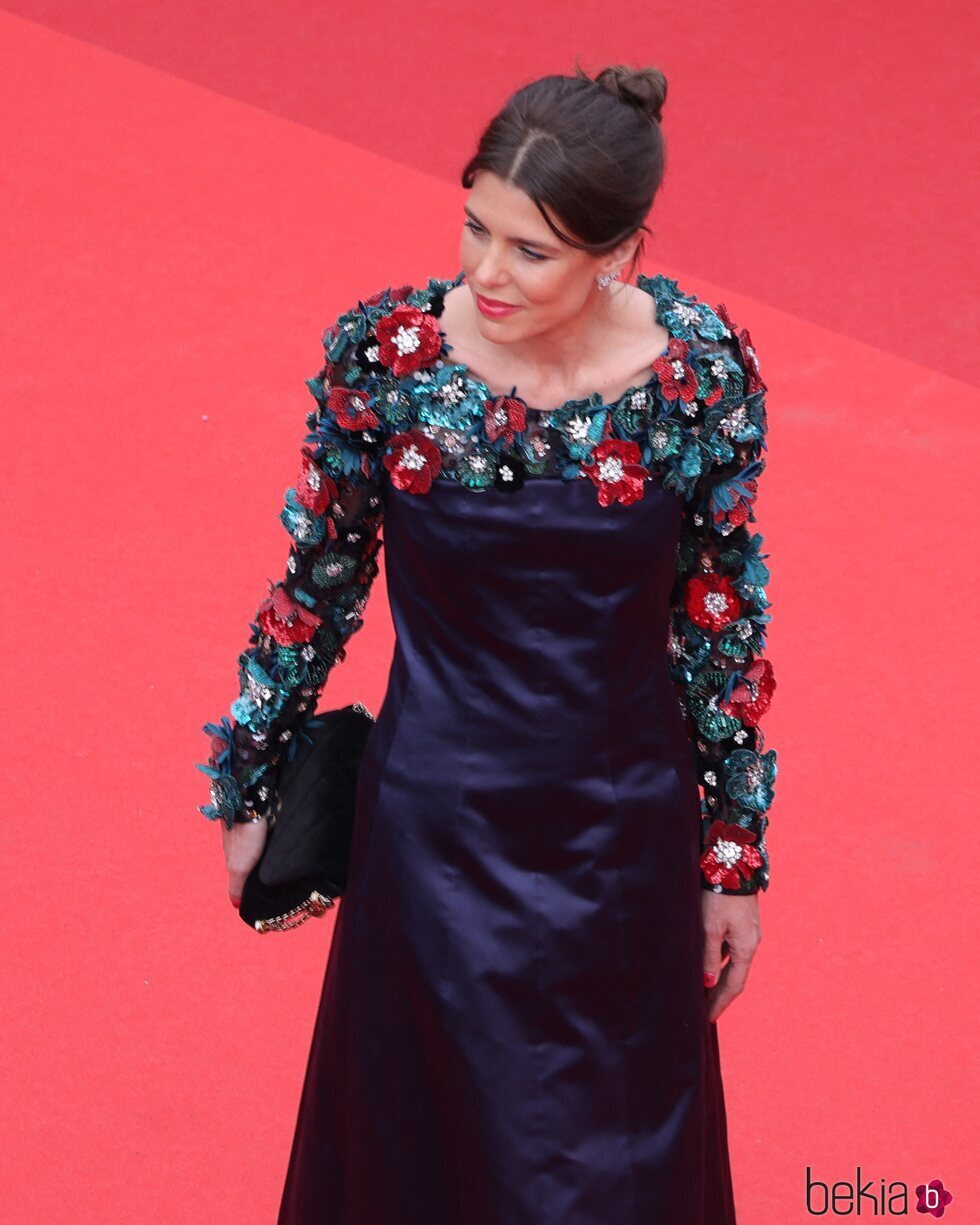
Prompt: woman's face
<box><xmin>459</xmin><ymin>170</ymin><xmax>612</xmax><ymax>341</ymax></box>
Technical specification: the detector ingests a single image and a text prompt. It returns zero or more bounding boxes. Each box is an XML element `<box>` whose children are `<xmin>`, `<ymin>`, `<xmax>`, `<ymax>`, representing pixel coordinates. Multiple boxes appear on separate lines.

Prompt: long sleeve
<box><xmin>196</xmin><ymin>301</ymin><xmax>387</xmax><ymax>828</ymax></box>
<box><xmin>666</xmin><ymin>316</ymin><xmax>778</xmax><ymax>895</ymax></box>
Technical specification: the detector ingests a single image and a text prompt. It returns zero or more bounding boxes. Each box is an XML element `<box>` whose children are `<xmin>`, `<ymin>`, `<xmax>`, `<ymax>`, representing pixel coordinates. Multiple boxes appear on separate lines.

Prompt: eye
<box><xmin>462</xmin><ymin>219</ymin><xmax>547</xmax><ymax>262</ymax></box>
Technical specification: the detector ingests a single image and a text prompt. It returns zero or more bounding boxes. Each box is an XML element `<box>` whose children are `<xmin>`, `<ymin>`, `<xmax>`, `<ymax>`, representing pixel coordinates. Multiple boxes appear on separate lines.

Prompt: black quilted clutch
<box><xmin>238</xmin><ymin>701</ymin><xmax>376</xmax><ymax>933</ymax></box>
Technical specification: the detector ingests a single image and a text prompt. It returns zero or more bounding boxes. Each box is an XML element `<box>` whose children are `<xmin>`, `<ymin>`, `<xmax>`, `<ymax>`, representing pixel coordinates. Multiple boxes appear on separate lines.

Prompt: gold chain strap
<box><xmin>253</xmin><ymin>890</ymin><xmax>336</xmax><ymax>933</ymax></box>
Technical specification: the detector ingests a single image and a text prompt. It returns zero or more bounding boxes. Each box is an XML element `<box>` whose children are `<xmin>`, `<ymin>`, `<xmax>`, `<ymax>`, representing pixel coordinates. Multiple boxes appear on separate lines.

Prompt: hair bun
<box><xmin>594</xmin><ymin>65</ymin><xmax>667</xmax><ymax>125</ymax></box>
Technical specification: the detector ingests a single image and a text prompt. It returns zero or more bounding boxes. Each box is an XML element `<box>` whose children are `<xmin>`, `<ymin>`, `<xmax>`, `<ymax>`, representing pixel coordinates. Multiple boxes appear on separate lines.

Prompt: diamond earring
<box><xmin>595</xmin><ymin>270</ymin><xmax>621</xmax><ymax>290</ymax></box>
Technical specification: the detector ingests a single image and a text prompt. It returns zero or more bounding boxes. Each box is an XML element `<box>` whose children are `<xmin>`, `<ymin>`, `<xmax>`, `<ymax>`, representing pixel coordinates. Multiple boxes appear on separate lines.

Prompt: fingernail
<box><xmin>703</xmin><ymin>972</ymin><xmax>716</xmax><ymax>987</ymax></box>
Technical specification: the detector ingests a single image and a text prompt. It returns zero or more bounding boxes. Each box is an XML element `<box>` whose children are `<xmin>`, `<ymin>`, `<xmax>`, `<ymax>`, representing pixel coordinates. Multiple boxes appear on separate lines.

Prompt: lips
<box><xmin>475</xmin><ymin>293</ymin><xmax>522</xmax><ymax>316</ymax></box>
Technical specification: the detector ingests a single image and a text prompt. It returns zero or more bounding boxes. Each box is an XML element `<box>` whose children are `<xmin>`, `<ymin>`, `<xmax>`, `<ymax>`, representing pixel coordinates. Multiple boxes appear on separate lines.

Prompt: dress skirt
<box><xmin>277</xmin><ymin>475</ymin><xmax>739</xmax><ymax>1224</ymax></box>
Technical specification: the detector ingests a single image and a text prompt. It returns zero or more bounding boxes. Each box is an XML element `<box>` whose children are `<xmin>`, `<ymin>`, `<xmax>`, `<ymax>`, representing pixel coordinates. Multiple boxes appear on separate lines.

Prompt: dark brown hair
<box><xmin>460</xmin><ymin>61</ymin><xmax>668</xmax><ymax>282</ymax></box>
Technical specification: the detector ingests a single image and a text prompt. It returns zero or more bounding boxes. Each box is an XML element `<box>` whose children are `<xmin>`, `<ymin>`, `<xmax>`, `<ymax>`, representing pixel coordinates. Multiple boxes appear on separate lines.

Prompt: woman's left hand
<box><xmin>220</xmin><ymin>816</ymin><xmax>269</xmax><ymax>910</ymax></box>
<box><xmin>701</xmin><ymin>891</ymin><xmax>763</xmax><ymax>1023</ymax></box>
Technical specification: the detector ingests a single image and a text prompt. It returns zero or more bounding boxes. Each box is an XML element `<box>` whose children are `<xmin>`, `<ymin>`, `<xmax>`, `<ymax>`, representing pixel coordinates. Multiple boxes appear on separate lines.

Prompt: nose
<box><xmin>474</xmin><ymin>246</ymin><xmax>510</xmax><ymax>289</ymax></box>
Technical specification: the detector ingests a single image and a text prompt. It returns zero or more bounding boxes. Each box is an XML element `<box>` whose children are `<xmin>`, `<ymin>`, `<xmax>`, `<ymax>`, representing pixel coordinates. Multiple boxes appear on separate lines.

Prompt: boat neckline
<box><xmin>426</xmin><ymin>268</ymin><xmax>677</xmax><ymax>417</ymax></box>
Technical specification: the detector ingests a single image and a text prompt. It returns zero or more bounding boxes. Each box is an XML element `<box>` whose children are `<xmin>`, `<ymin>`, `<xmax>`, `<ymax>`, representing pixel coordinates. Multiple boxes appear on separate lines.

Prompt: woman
<box><xmin>199</xmin><ymin>62</ymin><xmax>778</xmax><ymax>1225</ymax></box>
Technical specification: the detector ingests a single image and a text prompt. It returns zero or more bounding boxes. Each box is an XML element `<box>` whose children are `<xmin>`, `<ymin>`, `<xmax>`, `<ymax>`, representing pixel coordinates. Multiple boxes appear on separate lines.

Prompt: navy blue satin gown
<box><xmin>277</xmin><ymin>473</ymin><xmax>738</xmax><ymax>1224</ymax></box>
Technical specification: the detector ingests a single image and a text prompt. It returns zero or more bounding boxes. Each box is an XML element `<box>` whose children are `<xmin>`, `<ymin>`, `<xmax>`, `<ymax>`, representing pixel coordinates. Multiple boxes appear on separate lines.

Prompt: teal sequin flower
<box><xmin>550</xmin><ymin>400</ymin><xmax>609</xmax><ymax>468</ymax></box>
<box><xmin>455</xmin><ymin>445</ymin><xmax>497</xmax><ymax>489</ymax></box>
<box><xmin>649</xmin><ymin>277</ymin><xmax>730</xmax><ymax>345</ymax></box>
<box><xmin>414</xmin><ymin>363</ymin><xmax>485</xmax><ymax>429</ymax></box>
<box><xmin>611</xmin><ymin>386</ymin><xmax>654</xmax><ymax>435</ymax></box>
<box><xmin>717</xmin><ymin>617</ymin><xmax>764</xmax><ymax>662</ymax></box>
<box><xmin>723</xmin><ymin>747</ymin><xmax>778</xmax><ymax>815</ymax></box>
<box><xmin>645</xmin><ymin>416</ymin><xmax>684</xmax><ymax>463</ymax></box>
<box><xmin>687</xmin><ymin>669</ymin><xmax>745</xmax><ymax>742</ymax></box>
<box><xmin>280</xmin><ymin>488</ymin><xmax>327</xmax><ymax>547</ymax></box>
<box><xmin>231</xmin><ymin>652</ymin><xmax>287</xmax><ymax>733</ymax></box>
<box><xmin>311</xmin><ymin>550</ymin><xmax>359</xmax><ymax>589</ymax></box>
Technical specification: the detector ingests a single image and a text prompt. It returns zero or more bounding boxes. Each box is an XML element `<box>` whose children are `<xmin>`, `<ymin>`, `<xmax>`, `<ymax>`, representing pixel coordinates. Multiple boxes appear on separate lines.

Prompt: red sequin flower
<box><xmin>736</xmin><ymin>326</ymin><xmax>766</xmax><ymax>395</ymax></box>
<box><xmin>685</xmin><ymin>571</ymin><xmax>742</xmax><ymax>632</ymax></box>
<box><xmin>327</xmin><ymin>386</ymin><xmax>380</xmax><ymax>431</ymax></box>
<box><xmin>364</xmin><ymin>284</ymin><xmax>413</xmax><ymax>308</ymax></box>
<box><xmin>720</xmin><ymin>658</ymin><xmax>776</xmax><ymax>727</ymax></box>
<box><xmin>374</xmin><ymin>304</ymin><xmax>443</xmax><ymax>377</ymax></box>
<box><xmin>716</xmin><ymin>302</ymin><xmax>767</xmax><ymax>396</ymax></box>
<box><xmin>581</xmin><ymin>438</ymin><xmax>648</xmax><ymax>507</ymax></box>
<box><xmin>257</xmin><ymin>585</ymin><xmax>322</xmax><ymax>647</ymax></box>
<box><xmin>711</xmin><ymin>480</ymin><xmax>757</xmax><ymax>533</ymax></box>
<box><xmin>651</xmin><ymin>337</ymin><xmax>699</xmax><ymax>404</ymax></box>
<box><xmin>700</xmin><ymin>820</ymin><xmax>764</xmax><ymax>891</ymax></box>
<box><xmin>484</xmin><ymin>395</ymin><xmax>527</xmax><ymax>447</ymax></box>
<box><xmin>296</xmin><ymin>447</ymin><xmax>338</xmax><ymax>519</ymax></box>
<box><xmin>383</xmin><ymin>429</ymin><xmax>442</xmax><ymax>494</ymax></box>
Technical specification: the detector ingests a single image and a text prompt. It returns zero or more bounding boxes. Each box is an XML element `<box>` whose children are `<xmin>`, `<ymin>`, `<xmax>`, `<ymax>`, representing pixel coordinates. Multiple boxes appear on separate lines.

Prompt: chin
<box><xmin>477</xmin><ymin>316</ymin><xmax>521</xmax><ymax>340</ymax></box>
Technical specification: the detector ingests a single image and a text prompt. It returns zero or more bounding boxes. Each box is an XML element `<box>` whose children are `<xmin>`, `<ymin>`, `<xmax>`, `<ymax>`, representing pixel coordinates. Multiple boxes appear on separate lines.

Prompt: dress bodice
<box><xmin>380</xmin><ymin>476</ymin><xmax>687</xmax><ymax>772</ymax></box>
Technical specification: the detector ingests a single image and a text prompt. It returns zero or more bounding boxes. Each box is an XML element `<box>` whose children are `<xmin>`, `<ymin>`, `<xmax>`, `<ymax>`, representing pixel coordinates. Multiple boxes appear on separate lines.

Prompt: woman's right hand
<box><xmin>220</xmin><ymin>817</ymin><xmax>269</xmax><ymax>910</ymax></box>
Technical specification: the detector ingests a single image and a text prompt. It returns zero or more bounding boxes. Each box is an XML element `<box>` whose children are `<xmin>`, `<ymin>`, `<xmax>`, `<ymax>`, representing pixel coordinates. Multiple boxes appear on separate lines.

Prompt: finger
<box><xmin>705</xmin><ymin>955</ymin><xmax>735</xmax><ymax>1004</ymax></box>
<box><xmin>706</xmin><ymin>954</ymin><xmax>750</xmax><ymax>1022</ymax></box>
<box><xmin>227</xmin><ymin>869</ymin><xmax>246</xmax><ymax>910</ymax></box>
<box><xmin>706</xmin><ymin>971</ymin><xmax>736</xmax><ymax>1023</ymax></box>
<box><xmin>703</xmin><ymin>933</ymin><xmax>727</xmax><ymax>988</ymax></box>
<box><xmin>724</xmin><ymin>950</ymin><xmax>751</xmax><ymax>998</ymax></box>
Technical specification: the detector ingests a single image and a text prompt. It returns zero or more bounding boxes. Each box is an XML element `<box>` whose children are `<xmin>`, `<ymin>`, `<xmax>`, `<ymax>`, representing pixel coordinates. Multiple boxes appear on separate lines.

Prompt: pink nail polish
<box><xmin>703</xmin><ymin>972</ymin><xmax>716</xmax><ymax>987</ymax></box>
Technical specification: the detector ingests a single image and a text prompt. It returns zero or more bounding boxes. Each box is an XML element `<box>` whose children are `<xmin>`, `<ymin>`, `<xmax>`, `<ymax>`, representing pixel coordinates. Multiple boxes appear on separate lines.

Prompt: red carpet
<box><xmin>1</xmin><ymin>7</ymin><xmax>975</xmax><ymax>1222</ymax></box>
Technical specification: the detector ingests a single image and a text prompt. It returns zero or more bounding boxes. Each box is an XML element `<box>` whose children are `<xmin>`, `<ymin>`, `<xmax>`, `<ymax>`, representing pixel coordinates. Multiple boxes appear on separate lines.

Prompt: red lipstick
<box><xmin>475</xmin><ymin>293</ymin><xmax>523</xmax><ymax>319</ymax></box>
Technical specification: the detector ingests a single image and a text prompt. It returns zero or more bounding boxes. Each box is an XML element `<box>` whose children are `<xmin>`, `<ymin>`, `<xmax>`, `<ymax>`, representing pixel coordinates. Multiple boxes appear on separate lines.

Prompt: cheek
<box><xmin>519</xmin><ymin>264</ymin><xmax>568</xmax><ymax>310</ymax></box>
<box><xmin>459</xmin><ymin>229</ymin><xmax>480</xmax><ymax>268</ymax></box>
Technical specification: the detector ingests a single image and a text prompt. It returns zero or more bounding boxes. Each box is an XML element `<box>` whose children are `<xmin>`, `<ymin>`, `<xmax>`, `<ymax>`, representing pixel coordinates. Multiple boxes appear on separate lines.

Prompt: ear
<box><xmin>599</xmin><ymin>230</ymin><xmax>643</xmax><ymax>278</ymax></box>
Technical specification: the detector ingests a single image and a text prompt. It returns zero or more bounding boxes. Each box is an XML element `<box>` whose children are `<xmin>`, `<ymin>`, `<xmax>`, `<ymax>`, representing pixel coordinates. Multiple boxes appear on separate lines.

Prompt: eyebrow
<box><xmin>463</xmin><ymin>205</ymin><xmax>561</xmax><ymax>254</ymax></box>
